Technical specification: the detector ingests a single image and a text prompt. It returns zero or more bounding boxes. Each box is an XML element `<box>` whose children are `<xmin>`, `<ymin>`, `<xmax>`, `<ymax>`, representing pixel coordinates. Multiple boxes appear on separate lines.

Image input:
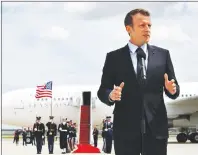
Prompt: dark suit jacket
<box><xmin>97</xmin><ymin>44</ymin><xmax>180</xmax><ymax>139</ymax></box>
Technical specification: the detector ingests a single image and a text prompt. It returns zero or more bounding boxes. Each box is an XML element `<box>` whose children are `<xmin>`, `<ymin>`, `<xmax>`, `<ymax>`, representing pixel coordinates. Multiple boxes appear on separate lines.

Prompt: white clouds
<box><xmin>63</xmin><ymin>2</ymin><xmax>96</xmax><ymax>13</ymax></box>
<box><xmin>2</xmin><ymin>2</ymin><xmax>198</xmax><ymax>93</ymax></box>
<box><xmin>151</xmin><ymin>23</ymin><xmax>191</xmax><ymax>43</ymax></box>
<box><xmin>185</xmin><ymin>2</ymin><xmax>198</xmax><ymax>12</ymax></box>
<box><xmin>40</xmin><ymin>26</ymin><xmax>69</xmax><ymax>40</ymax></box>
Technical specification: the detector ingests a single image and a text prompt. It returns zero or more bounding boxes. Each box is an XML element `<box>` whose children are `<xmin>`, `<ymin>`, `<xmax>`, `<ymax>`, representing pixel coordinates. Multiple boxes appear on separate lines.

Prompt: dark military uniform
<box><xmin>31</xmin><ymin>130</ymin><xmax>36</xmax><ymax>145</ymax></box>
<box><xmin>22</xmin><ymin>129</ymin><xmax>27</xmax><ymax>146</ymax></box>
<box><xmin>46</xmin><ymin>116</ymin><xmax>57</xmax><ymax>154</ymax></box>
<box><xmin>72</xmin><ymin>124</ymin><xmax>77</xmax><ymax>149</ymax></box>
<box><xmin>13</xmin><ymin>130</ymin><xmax>20</xmax><ymax>145</ymax></box>
<box><xmin>68</xmin><ymin>124</ymin><xmax>73</xmax><ymax>151</ymax></box>
<box><xmin>33</xmin><ymin>117</ymin><xmax>45</xmax><ymax>154</ymax></box>
<box><xmin>70</xmin><ymin>124</ymin><xmax>77</xmax><ymax>150</ymax></box>
<box><xmin>93</xmin><ymin>127</ymin><xmax>99</xmax><ymax>147</ymax></box>
<box><xmin>58</xmin><ymin>119</ymin><xmax>69</xmax><ymax>154</ymax></box>
<box><xmin>103</xmin><ymin>116</ymin><xmax>113</xmax><ymax>154</ymax></box>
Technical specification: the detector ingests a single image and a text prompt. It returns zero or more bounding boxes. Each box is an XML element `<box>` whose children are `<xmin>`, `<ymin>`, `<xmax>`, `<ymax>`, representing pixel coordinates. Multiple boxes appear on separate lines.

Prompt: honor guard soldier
<box><xmin>33</xmin><ymin>116</ymin><xmax>45</xmax><ymax>154</ymax></box>
<box><xmin>46</xmin><ymin>116</ymin><xmax>57</xmax><ymax>154</ymax></box>
<box><xmin>92</xmin><ymin>126</ymin><xmax>99</xmax><ymax>147</ymax></box>
<box><xmin>58</xmin><ymin>118</ymin><xmax>69</xmax><ymax>154</ymax></box>
<box><xmin>102</xmin><ymin>119</ymin><xmax>107</xmax><ymax>152</ymax></box>
<box><xmin>68</xmin><ymin>120</ymin><xmax>73</xmax><ymax>151</ymax></box>
<box><xmin>72</xmin><ymin>123</ymin><xmax>77</xmax><ymax>149</ymax></box>
<box><xmin>30</xmin><ymin>127</ymin><xmax>36</xmax><ymax>145</ymax></box>
<box><xmin>70</xmin><ymin>123</ymin><xmax>77</xmax><ymax>150</ymax></box>
<box><xmin>13</xmin><ymin>130</ymin><xmax>20</xmax><ymax>145</ymax></box>
<box><xmin>103</xmin><ymin>116</ymin><xmax>113</xmax><ymax>154</ymax></box>
<box><xmin>22</xmin><ymin>128</ymin><xmax>27</xmax><ymax>146</ymax></box>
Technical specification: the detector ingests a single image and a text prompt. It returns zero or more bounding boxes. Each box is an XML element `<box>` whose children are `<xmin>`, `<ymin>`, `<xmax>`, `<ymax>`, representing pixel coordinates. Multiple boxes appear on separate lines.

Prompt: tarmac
<box><xmin>2</xmin><ymin>136</ymin><xmax>198</xmax><ymax>155</ymax></box>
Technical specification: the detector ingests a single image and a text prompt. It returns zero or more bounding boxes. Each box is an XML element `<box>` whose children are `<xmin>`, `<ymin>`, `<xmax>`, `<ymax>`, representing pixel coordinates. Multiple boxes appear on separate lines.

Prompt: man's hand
<box><xmin>164</xmin><ymin>73</ymin><xmax>176</xmax><ymax>95</ymax></box>
<box><xmin>109</xmin><ymin>82</ymin><xmax>124</xmax><ymax>101</ymax></box>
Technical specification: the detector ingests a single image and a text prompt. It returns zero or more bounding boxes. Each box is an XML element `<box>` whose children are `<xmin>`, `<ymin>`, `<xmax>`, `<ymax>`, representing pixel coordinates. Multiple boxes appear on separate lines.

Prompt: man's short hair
<box><xmin>124</xmin><ymin>8</ymin><xmax>150</xmax><ymax>27</ymax></box>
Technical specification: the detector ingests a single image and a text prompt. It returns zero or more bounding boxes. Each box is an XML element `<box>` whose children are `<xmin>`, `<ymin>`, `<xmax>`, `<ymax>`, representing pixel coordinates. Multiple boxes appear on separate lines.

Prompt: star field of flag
<box><xmin>35</xmin><ymin>81</ymin><xmax>52</xmax><ymax>98</ymax></box>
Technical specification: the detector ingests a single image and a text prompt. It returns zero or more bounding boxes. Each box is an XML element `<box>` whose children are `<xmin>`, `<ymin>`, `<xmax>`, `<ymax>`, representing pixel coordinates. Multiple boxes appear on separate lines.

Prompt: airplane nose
<box><xmin>2</xmin><ymin>92</ymin><xmax>13</xmax><ymax>124</ymax></box>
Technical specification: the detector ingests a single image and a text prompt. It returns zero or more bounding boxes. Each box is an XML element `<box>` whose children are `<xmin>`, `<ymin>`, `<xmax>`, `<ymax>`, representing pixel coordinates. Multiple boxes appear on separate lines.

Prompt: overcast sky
<box><xmin>2</xmin><ymin>1</ymin><xmax>198</xmax><ymax>93</ymax></box>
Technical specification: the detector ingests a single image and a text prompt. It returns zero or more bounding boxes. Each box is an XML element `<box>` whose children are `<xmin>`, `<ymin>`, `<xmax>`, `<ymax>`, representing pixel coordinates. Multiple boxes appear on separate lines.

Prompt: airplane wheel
<box><xmin>189</xmin><ymin>133</ymin><xmax>198</xmax><ymax>143</ymax></box>
<box><xmin>176</xmin><ymin>133</ymin><xmax>187</xmax><ymax>143</ymax></box>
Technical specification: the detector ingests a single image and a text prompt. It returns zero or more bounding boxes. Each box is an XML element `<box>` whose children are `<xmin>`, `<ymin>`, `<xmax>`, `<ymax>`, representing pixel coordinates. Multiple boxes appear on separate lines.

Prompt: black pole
<box><xmin>139</xmin><ymin>62</ymin><xmax>147</xmax><ymax>155</ymax></box>
<box><xmin>51</xmin><ymin>98</ymin><xmax>52</xmax><ymax>116</ymax></box>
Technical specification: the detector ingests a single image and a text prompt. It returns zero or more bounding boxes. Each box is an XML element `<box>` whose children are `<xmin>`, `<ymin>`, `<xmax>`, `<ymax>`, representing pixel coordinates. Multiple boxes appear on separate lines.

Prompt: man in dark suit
<box><xmin>97</xmin><ymin>8</ymin><xmax>180</xmax><ymax>155</ymax></box>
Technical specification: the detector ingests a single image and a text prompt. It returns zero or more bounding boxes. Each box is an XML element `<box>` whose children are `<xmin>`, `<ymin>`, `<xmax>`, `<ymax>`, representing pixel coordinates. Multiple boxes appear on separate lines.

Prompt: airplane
<box><xmin>2</xmin><ymin>82</ymin><xmax>198</xmax><ymax>143</ymax></box>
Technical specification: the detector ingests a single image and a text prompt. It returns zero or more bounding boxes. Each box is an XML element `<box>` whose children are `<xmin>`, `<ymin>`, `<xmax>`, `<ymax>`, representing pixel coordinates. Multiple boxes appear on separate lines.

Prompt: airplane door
<box><xmin>13</xmin><ymin>100</ymin><xmax>24</xmax><ymax>118</ymax></box>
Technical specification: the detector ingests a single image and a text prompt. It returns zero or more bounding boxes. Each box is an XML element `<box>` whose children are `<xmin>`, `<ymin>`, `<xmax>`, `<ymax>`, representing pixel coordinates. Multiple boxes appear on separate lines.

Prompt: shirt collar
<box><xmin>128</xmin><ymin>41</ymin><xmax>147</xmax><ymax>54</ymax></box>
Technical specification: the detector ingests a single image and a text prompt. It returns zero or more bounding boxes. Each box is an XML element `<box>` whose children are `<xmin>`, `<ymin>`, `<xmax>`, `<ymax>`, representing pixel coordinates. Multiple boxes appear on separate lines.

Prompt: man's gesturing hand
<box><xmin>109</xmin><ymin>82</ymin><xmax>124</xmax><ymax>101</ymax></box>
<box><xmin>164</xmin><ymin>73</ymin><xmax>176</xmax><ymax>95</ymax></box>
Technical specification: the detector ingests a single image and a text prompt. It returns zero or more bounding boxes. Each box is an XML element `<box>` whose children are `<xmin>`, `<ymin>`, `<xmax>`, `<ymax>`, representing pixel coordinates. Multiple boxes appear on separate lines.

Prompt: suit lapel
<box><xmin>146</xmin><ymin>44</ymin><xmax>156</xmax><ymax>79</ymax></box>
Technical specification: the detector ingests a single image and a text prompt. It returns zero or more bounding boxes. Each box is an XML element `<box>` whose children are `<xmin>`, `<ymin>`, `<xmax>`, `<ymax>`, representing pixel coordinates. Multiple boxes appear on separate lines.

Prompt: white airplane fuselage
<box><xmin>2</xmin><ymin>83</ymin><xmax>198</xmax><ymax>129</ymax></box>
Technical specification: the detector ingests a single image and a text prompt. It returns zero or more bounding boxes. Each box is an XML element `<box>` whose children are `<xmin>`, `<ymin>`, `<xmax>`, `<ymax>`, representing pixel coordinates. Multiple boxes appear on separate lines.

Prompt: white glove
<box><xmin>42</xmin><ymin>136</ymin><xmax>44</xmax><ymax>138</ymax></box>
<box><xmin>59</xmin><ymin>127</ymin><xmax>62</xmax><ymax>131</ymax></box>
<box><xmin>105</xmin><ymin>129</ymin><xmax>108</xmax><ymax>131</ymax></box>
<box><xmin>34</xmin><ymin>128</ymin><xmax>37</xmax><ymax>131</ymax></box>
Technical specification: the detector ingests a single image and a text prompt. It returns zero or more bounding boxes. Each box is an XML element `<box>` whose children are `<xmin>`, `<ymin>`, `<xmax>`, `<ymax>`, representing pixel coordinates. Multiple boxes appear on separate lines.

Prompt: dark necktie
<box><xmin>136</xmin><ymin>47</ymin><xmax>145</xmax><ymax>80</ymax></box>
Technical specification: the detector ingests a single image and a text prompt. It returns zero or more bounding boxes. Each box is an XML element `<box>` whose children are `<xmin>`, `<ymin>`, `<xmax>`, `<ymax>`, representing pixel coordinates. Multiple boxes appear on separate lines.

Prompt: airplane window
<box><xmin>58</xmin><ymin>98</ymin><xmax>60</xmax><ymax>100</ymax></box>
<box><xmin>190</xmin><ymin>94</ymin><xmax>192</xmax><ymax>97</ymax></box>
<box><xmin>41</xmin><ymin>98</ymin><xmax>44</xmax><ymax>101</ymax></box>
<box><xmin>66</xmin><ymin>98</ymin><xmax>68</xmax><ymax>100</ymax></box>
<box><xmin>62</xmin><ymin>98</ymin><xmax>64</xmax><ymax>100</ymax></box>
<box><xmin>37</xmin><ymin>99</ymin><xmax>39</xmax><ymax>101</ymax></box>
<box><xmin>46</xmin><ymin>98</ymin><xmax>48</xmax><ymax>101</ymax></box>
<box><xmin>181</xmin><ymin>94</ymin><xmax>183</xmax><ymax>97</ymax></box>
<box><xmin>55</xmin><ymin>103</ymin><xmax>58</xmax><ymax>107</ymax></box>
<box><xmin>54</xmin><ymin>98</ymin><xmax>56</xmax><ymax>101</ymax></box>
<box><xmin>186</xmin><ymin>94</ymin><xmax>188</xmax><ymax>97</ymax></box>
